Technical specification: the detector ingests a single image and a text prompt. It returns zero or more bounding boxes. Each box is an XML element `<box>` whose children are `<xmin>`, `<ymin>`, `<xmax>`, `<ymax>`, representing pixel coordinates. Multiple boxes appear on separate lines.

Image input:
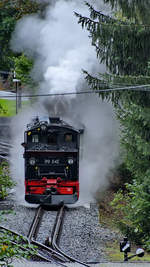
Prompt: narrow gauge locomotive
<box><xmin>22</xmin><ymin>117</ymin><xmax>83</xmax><ymax>205</ymax></box>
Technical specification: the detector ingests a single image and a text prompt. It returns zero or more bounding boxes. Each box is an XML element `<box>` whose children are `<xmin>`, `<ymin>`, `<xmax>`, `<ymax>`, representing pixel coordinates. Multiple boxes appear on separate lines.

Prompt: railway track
<box><xmin>27</xmin><ymin>205</ymin><xmax>68</xmax><ymax>265</ymax></box>
<box><xmin>0</xmin><ymin>205</ymin><xmax>91</xmax><ymax>267</ymax></box>
<box><xmin>0</xmin><ymin>117</ymin><xmax>11</xmax><ymax>161</ymax></box>
<box><xmin>0</xmin><ymin>141</ymin><xmax>11</xmax><ymax>161</ymax></box>
<box><xmin>51</xmin><ymin>206</ymin><xmax>90</xmax><ymax>267</ymax></box>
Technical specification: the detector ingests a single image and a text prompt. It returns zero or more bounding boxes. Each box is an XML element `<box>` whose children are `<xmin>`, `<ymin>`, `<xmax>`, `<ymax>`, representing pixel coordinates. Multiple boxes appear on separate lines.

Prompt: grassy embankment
<box><xmin>99</xmin><ymin>190</ymin><xmax>150</xmax><ymax>262</ymax></box>
<box><xmin>0</xmin><ymin>99</ymin><xmax>29</xmax><ymax>116</ymax></box>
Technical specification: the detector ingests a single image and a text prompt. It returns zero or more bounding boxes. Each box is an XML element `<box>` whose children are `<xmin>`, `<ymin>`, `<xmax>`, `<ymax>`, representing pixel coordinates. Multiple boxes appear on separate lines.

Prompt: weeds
<box><xmin>0</xmin><ymin>231</ymin><xmax>37</xmax><ymax>267</ymax></box>
<box><xmin>0</xmin><ymin>162</ymin><xmax>15</xmax><ymax>200</ymax></box>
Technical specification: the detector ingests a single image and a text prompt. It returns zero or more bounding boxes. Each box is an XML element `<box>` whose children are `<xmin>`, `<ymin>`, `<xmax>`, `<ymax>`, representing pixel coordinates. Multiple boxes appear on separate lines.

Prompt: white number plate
<box><xmin>44</xmin><ymin>159</ymin><xmax>60</xmax><ymax>164</ymax></box>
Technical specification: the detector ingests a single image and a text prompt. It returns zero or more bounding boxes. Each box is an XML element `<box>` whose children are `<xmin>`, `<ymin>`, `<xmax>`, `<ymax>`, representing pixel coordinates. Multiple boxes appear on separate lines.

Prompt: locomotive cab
<box><xmin>22</xmin><ymin>117</ymin><xmax>83</xmax><ymax>205</ymax></box>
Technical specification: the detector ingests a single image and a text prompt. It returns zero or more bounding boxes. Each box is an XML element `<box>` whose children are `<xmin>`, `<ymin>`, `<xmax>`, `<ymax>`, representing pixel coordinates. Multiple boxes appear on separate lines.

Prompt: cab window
<box><xmin>32</xmin><ymin>135</ymin><xmax>39</xmax><ymax>143</ymax></box>
<box><xmin>65</xmin><ymin>133</ymin><xmax>73</xmax><ymax>142</ymax></box>
<box><xmin>48</xmin><ymin>133</ymin><xmax>57</xmax><ymax>144</ymax></box>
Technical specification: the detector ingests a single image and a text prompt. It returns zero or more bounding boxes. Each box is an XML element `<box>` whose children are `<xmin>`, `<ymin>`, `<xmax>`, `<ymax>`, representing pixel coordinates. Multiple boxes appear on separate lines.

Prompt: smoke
<box><xmin>10</xmin><ymin>97</ymin><xmax>119</xmax><ymax>207</ymax></box>
<box><xmin>11</xmin><ymin>1</ymin><xmax>96</xmax><ymax>97</ymax></box>
<box><xmin>10</xmin><ymin>0</ymin><xmax>119</xmax><ymax>206</ymax></box>
<box><xmin>62</xmin><ymin>93</ymin><xmax>119</xmax><ymax>207</ymax></box>
<box><xmin>9</xmin><ymin>107</ymin><xmax>38</xmax><ymax>206</ymax></box>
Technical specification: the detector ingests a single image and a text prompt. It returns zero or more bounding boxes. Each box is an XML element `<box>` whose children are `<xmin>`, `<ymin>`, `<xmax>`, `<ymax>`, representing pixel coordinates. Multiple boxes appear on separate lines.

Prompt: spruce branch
<box><xmin>74</xmin><ymin>12</ymin><xmax>98</xmax><ymax>30</ymax></box>
<box><xmin>85</xmin><ymin>1</ymin><xmax>114</xmax><ymax>23</ymax></box>
<box><xmin>82</xmin><ymin>70</ymin><xmax>123</xmax><ymax>103</ymax></box>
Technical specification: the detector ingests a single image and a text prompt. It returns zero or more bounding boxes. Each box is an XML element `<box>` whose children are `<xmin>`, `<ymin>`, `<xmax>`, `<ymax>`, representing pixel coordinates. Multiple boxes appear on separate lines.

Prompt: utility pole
<box><xmin>13</xmin><ymin>71</ymin><xmax>20</xmax><ymax>114</ymax></box>
<box><xmin>18</xmin><ymin>82</ymin><xmax>22</xmax><ymax>109</ymax></box>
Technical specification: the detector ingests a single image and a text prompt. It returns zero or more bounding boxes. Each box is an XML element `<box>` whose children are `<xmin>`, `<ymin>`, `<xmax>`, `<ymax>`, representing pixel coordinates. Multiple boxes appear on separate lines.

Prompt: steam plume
<box><xmin>10</xmin><ymin>0</ymin><xmax>119</xmax><ymax>206</ymax></box>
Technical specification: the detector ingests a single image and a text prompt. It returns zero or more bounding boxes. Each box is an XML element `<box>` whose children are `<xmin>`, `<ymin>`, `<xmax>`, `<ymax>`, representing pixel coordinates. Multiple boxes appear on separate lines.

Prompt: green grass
<box><xmin>105</xmin><ymin>240</ymin><xmax>150</xmax><ymax>262</ymax></box>
<box><xmin>0</xmin><ymin>99</ymin><xmax>16</xmax><ymax>116</ymax></box>
<box><xmin>0</xmin><ymin>99</ymin><xmax>29</xmax><ymax>116</ymax></box>
<box><xmin>98</xmin><ymin>190</ymin><xmax>150</xmax><ymax>262</ymax></box>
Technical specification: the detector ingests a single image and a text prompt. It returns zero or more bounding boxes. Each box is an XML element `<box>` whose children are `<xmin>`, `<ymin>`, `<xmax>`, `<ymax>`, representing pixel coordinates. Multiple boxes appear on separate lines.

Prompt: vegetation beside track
<box><xmin>78</xmin><ymin>0</ymin><xmax>150</xmax><ymax>252</ymax></box>
<box><xmin>0</xmin><ymin>229</ymin><xmax>37</xmax><ymax>267</ymax></box>
<box><xmin>0</xmin><ymin>162</ymin><xmax>15</xmax><ymax>200</ymax></box>
<box><xmin>0</xmin><ymin>99</ymin><xmax>29</xmax><ymax>117</ymax></box>
<box><xmin>0</xmin><ymin>99</ymin><xmax>15</xmax><ymax>117</ymax></box>
<box><xmin>0</xmin><ymin>162</ymin><xmax>37</xmax><ymax>267</ymax></box>
<box><xmin>99</xmin><ymin>189</ymin><xmax>150</xmax><ymax>262</ymax></box>
<box><xmin>105</xmin><ymin>239</ymin><xmax>150</xmax><ymax>262</ymax></box>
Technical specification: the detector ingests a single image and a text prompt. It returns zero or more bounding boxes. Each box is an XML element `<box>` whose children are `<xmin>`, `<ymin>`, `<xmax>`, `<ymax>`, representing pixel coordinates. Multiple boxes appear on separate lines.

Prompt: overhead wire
<box><xmin>0</xmin><ymin>84</ymin><xmax>150</xmax><ymax>98</ymax></box>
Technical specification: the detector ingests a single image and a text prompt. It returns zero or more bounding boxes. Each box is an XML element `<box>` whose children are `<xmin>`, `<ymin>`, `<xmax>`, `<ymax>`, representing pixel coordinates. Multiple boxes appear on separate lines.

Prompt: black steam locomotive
<box><xmin>22</xmin><ymin>117</ymin><xmax>83</xmax><ymax>205</ymax></box>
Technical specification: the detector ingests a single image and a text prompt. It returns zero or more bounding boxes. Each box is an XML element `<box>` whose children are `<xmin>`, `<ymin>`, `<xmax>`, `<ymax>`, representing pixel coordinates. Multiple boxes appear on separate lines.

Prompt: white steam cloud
<box><xmin>11</xmin><ymin>0</ymin><xmax>96</xmax><ymax>97</ymax></box>
<box><xmin>70</xmin><ymin>94</ymin><xmax>119</xmax><ymax>206</ymax></box>
<box><xmin>10</xmin><ymin>0</ymin><xmax>119</xmax><ymax>206</ymax></box>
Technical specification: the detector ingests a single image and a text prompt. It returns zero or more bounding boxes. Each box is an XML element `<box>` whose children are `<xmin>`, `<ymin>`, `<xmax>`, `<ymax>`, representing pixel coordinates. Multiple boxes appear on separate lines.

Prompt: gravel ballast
<box><xmin>59</xmin><ymin>204</ymin><xmax>120</xmax><ymax>263</ymax></box>
<box><xmin>0</xmin><ymin>199</ymin><xmax>121</xmax><ymax>263</ymax></box>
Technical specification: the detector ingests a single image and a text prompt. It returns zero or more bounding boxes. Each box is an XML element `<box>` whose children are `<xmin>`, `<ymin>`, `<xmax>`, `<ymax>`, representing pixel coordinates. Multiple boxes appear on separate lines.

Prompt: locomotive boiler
<box><xmin>22</xmin><ymin>116</ymin><xmax>83</xmax><ymax>205</ymax></box>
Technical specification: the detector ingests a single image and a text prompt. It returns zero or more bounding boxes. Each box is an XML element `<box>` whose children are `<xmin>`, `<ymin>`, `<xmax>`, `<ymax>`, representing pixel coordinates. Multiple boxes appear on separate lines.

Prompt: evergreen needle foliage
<box><xmin>76</xmin><ymin>0</ymin><xmax>150</xmax><ymax>249</ymax></box>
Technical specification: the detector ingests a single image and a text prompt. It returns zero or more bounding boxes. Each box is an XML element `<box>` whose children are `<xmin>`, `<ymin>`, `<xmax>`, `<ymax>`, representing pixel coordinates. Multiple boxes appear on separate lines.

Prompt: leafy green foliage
<box><xmin>0</xmin><ymin>210</ymin><xmax>14</xmax><ymax>224</ymax></box>
<box><xmin>0</xmin><ymin>99</ymin><xmax>15</xmax><ymax>117</ymax></box>
<box><xmin>0</xmin><ymin>162</ymin><xmax>15</xmax><ymax>200</ymax></box>
<box><xmin>0</xmin><ymin>230</ymin><xmax>37</xmax><ymax>267</ymax></box>
<box><xmin>10</xmin><ymin>0</ymin><xmax>44</xmax><ymax>20</ymax></box>
<box><xmin>111</xmin><ymin>180</ymin><xmax>150</xmax><ymax>249</ymax></box>
<box><xmin>0</xmin><ymin>4</ymin><xmax>16</xmax><ymax>70</ymax></box>
<box><xmin>13</xmin><ymin>54</ymin><xmax>33</xmax><ymax>84</ymax></box>
<box><xmin>0</xmin><ymin>0</ymin><xmax>46</xmax><ymax>71</ymax></box>
<box><xmin>0</xmin><ymin>103</ymin><xmax>8</xmax><ymax>115</ymax></box>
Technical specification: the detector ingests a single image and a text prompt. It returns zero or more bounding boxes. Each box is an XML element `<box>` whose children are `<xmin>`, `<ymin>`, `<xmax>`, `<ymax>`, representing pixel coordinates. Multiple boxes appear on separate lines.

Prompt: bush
<box><xmin>0</xmin><ymin>162</ymin><xmax>15</xmax><ymax>200</ymax></box>
<box><xmin>0</xmin><ymin>230</ymin><xmax>37</xmax><ymax>267</ymax></box>
<box><xmin>111</xmin><ymin>178</ymin><xmax>150</xmax><ymax>249</ymax></box>
<box><xmin>0</xmin><ymin>104</ymin><xmax>7</xmax><ymax>115</ymax></box>
<box><xmin>108</xmin><ymin>163</ymin><xmax>132</xmax><ymax>191</ymax></box>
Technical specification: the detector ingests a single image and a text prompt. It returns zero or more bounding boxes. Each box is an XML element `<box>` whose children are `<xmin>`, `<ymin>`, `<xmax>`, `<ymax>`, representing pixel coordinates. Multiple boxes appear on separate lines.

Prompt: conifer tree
<box><xmin>75</xmin><ymin>1</ymin><xmax>150</xmax><ymax>246</ymax></box>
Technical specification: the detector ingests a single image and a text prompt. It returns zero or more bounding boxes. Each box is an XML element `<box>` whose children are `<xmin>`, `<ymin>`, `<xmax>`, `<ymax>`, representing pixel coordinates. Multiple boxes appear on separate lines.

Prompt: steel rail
<box><xmin>0</xmin><ymin>149</ymin><xmax>9</xmax><ymax>153</ymax></box>
<box><xmin>0</xmin><ymin>225</ymin><xmax>28</xmax><ymax>240</ymax></box>
<box><xmin>0</xmin><ymin>215</ymin><xmax>65</xmax><ymax>264</ymax></box>
<box><xmin>0</xmin><ymin>155</ymin><xmax>9</xmax><ymax>161</ymax></box>
<box><xmin>0</xmin><ymin>152</ymin><xmax>9</xmax><ymax>157</ymax></box>
<box><xmin>0</xmin><ymin>152</ymin><xmax>9</xmax><ymax>155</ymax></box>
<box><xmin>31</xmin><ymin>239</ymin><xmax>68</xmax><ymax>266</ymax></box>
<box><xmin>0</xmin><ymin>148</ymin><xmax>9</xmax><ymax>152</ymax></box>
<box><xmin>51</xmin><ymin>205</ymin><xmax>91</xmax><ymax>267</ymax></box>
<box><xmin>0</xmin><ymin>140</ymin><xmax>11</xmax><ymax>161</ymax></box>
<box><xmin>0</xmin><ymin>225</ymin><xmax>52</xmax><ymax>262</ymax></box>
<box><xmin>0</xmin><ymin>149</ymin><xmax>10</xmax><ymax>153</ymax></box>
<box><xmin>27</xmin><ymin>206</ymin><xmax>43</xmax><ymax>241</ymax></box>
<box><xmin>7</xmin><ymin>238</ymin><xmax>59</xmax><ymax>263</ymax></box>
<box><xmin>27</xmin><ymin>205</ymin><xmax>69</xmax><ymax>267</ymax></box>
<box><xmin>0</xmin><ymin>141</ymin><xmax>12</xmax><ymax>148</ymax></box>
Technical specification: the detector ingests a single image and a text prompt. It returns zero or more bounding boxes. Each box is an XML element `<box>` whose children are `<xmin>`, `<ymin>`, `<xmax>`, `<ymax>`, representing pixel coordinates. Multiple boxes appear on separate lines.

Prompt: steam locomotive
<box><xmin>22</xmin><ymin>117</ymin><xmax>83</xmax><ymax>205</ymax></box>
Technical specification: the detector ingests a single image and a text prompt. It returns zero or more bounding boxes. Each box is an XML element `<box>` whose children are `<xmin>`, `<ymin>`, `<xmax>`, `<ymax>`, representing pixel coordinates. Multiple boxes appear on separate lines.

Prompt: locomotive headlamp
<box><xmin>68</xmin><ymin>158</ymin><xmax>73</xmax><ymax>165</ymax></box>
<box><xmin>29</xmin><ymin>157</ymin><xmax>36</xmax><ymax>166</ymax></box>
